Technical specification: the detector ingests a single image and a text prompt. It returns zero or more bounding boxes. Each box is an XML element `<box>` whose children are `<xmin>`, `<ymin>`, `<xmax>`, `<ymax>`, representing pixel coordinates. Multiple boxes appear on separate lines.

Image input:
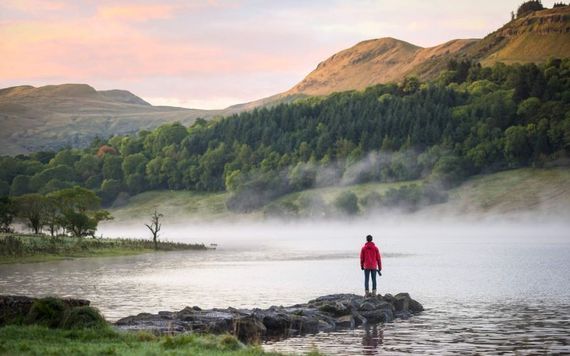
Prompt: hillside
<box><xmin>0</xmin><ymin>84</ymin><xmax>220</xmax><ymax>155</ymax></box>
<box><xmin>233</xmin><ymin>5</ymin><xmax>570</xmax><ymax>109</ymax></box>
<box><xmin>107</xmin><ymin>168</ymin><xmax>570</xmax><ymax>223</ymax></box>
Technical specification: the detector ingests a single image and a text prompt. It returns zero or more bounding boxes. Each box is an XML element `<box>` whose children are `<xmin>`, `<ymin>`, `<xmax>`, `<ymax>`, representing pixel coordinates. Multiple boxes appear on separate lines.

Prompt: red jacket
<box><xmin>360</xmin><ymin>241</ymin><xmax>382</xmax><ymax>270</ymax></box>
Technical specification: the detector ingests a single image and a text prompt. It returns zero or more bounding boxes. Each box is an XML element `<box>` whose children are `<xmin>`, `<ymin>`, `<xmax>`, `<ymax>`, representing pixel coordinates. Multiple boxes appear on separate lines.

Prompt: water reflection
<box><xmin>362</xmin><ymin>325</ymin><xmax>383</xmax><ymax>355</ymax></box>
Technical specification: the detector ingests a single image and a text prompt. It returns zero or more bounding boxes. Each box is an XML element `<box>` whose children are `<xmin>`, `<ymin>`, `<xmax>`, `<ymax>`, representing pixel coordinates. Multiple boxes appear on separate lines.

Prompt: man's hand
<box><xmin>377</xmin><ymin>270</ymin><xmax>382</xmax><ymax>276</ymax></box>
<box><xmin>361</xmin><ymin>266</ymin><xmax>364</xmax><ymax>270</ymax></box>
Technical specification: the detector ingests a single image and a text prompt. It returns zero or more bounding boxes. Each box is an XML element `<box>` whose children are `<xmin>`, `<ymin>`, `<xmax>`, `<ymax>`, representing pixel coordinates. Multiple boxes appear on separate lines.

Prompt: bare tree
<box><xmin>145</xmin><ymin>210</ymin><xmax>163</xmax><ymax>250</ymax></box>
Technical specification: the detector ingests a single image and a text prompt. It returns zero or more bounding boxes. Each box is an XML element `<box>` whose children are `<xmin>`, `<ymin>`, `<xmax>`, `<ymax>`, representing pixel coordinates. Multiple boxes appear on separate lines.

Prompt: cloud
<box><xmin>2</xmin><ymin>0</ymin><xmax>66</xmax><ymax>12</ymax></box>
<box><xmin>97</xmin><ymin>4</ymin><xmax>177</xmax><ymax>22</ymax></box>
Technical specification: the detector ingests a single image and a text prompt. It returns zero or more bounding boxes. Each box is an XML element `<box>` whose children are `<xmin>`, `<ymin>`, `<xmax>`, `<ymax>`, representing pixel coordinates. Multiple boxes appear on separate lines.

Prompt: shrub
<box><xmin>516</xmin><ymin>0</ymin><xmax>544</xmax><ymax>18</ymax></box>
<box><xmin>361</xmin><ymin>191</ymin><xmax>383</xmax><ymax>211</ymax></box>
<box><xmin>334</xmin><ymin>191</ymin><xmax>359</xmax><ymax>215</ymax></box>
<box><xmin>61</xmin><ymin>306</ymin><xmax>106</xmax><ymax>329</ymax></box>
<box><xmin>26</xmin><ymin>297</ymin><xmax>66</xmax><ymax>328</ymax></box>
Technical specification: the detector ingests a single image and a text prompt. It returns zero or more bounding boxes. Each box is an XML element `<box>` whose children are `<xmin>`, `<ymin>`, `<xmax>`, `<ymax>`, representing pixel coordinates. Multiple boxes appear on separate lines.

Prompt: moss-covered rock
<box><xmin>61</xmin><ymin>306</ymin><xmax>107</xmax><ymax>329</ymax></box>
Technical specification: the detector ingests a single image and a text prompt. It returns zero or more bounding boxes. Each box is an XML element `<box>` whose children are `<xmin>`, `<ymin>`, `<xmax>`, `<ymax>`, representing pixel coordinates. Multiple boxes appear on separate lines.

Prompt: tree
<box><xmin>74</xmin><ymin>155</ymin><xmax>101</xmax><ymax>180</ymax></box>
<box><xmin>9</xmin><ymin>175</ymin><xmax>30</xmax><ymax>196</ymax></box>
<box><xmin>334</xmin><ymin>191</ymin><xmax>360</xmax><ymax>215</ymax></box>
<box><xmin>516</xmin><ymin>0</ymin><xmax>544</xmax><ymax>18</ymax></box>
<box><xmin>14</xmin><ymin>194</ymin><xmax>47</xmax><ymax>234</ymax></box>
<box><xmin>100</xmin><ymin>179</ymin><xmax>123</xmax><ymax>205</ymax></box>
<box><xmin>49</xmin><ymin>187</ymin><xmax>111</xmax><ymax>237</ymax></box>
<box><xmin>145</xmin><ymin>210</ymin><xmax>163</xmax><ymax>250</ymax></box>
<box><xmin>0</xmin><ymin>180</ymin><xmax>10</xmax><ymax>197</ymax></box>
<box><xmin>504</xmin><ymin>125</ymin><xmax>531</xmax><ymax>166</ymax></box>
<box><xmin>0</xmin><ymin>197</ymin><xmax>16</xmax><ymax>233</ymax></box>
<box><xmin>43</xmin><ymin>195</ymin><xmax>63</xmax><ymax>237</ymax></box>
<box><xmin>102</xmin><ymin>155</ymin><xmax>123</xmax><ymax>181</ymax></box>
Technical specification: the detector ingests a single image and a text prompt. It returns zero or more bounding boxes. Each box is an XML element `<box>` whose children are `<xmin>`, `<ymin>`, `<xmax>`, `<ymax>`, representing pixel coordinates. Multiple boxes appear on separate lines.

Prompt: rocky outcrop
<box><xmin>0</xmin><ymin>295</ymin><xmax>90</xmax><ymax>325</ymax></box>
<box><xmin>115</xmin><ymin>293</ymin><xmax>423</xmax><ymax>343</ymax></box>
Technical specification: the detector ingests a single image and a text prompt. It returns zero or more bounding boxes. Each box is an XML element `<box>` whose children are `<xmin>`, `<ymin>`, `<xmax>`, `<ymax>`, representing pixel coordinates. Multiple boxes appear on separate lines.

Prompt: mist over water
<box><xmin>2</xmin><ymin>217</ymin><xmax>570</xmax><ymax>354</ymax></box>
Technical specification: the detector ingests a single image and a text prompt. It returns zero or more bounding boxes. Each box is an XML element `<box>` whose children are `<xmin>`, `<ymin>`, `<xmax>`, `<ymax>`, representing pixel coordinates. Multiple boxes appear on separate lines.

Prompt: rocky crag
<box><xmin>115</xmin><ymin>293</ymin><xmax>423</xmax><ymax>343</ymax></box>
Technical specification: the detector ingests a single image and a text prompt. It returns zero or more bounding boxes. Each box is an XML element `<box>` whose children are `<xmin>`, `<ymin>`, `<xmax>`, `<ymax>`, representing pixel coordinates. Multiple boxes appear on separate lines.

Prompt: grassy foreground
<box><xmin>0</xmin><ymin>234</ymin><xmax>208</xmax><ymax>264</ymax></box>
<box><xmin>0</xmin><ymin>325</ymin><xmax>277</xmax><ymax>356</ymax></box>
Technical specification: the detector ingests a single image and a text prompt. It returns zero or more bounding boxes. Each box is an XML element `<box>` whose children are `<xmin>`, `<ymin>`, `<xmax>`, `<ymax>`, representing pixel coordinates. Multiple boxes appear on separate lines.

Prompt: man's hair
<box><xmin>366</xmin><ymin>235</ymin><xmax>373</xmax><ymax>242</ymax></box>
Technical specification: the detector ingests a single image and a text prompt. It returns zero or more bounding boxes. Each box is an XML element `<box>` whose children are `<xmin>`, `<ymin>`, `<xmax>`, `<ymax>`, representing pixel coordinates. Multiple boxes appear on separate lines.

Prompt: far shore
<box><xmin>0</xmin><ymin>233</ymin><xmax>211</xmax><ymax>265</ymax></box>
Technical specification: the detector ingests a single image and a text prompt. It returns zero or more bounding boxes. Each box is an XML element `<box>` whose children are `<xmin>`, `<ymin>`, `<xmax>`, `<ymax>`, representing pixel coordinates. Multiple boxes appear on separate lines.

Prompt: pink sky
<box><xmin>0</xmin><ymin>0</ymin><xmax>558</xmax><ymax>109</ymax></box>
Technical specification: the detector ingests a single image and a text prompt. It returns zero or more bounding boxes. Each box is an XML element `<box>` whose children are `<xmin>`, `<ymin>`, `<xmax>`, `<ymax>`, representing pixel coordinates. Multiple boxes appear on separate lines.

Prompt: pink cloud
<box><xmin>2</xmin><ymin>0</ymin><xmax>66</xmax><ymax>12</ymax></box>
<box><xmin>96</xmin><ymin>4</ymin><xmax>177</xmax><ymax>22</ymax></box>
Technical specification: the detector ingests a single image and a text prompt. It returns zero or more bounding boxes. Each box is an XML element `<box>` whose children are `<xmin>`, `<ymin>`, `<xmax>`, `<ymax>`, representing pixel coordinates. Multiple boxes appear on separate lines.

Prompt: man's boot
<box><xmin>365</xmin><ymin>290</ymin><xmax>370</xmax><ymax>297</ymax></box>
<box><xmin>372</xmin><ymin>290</ymin><xmax>377</xmax><ymax>297</ymax></box>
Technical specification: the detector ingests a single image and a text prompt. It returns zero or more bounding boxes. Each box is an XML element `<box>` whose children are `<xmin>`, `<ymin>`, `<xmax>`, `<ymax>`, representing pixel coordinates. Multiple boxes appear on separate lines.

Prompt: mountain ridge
<box><xmin>231</xmin><ymin>5</ymin><xmax>570</xmax><ymax>110</ymax></box>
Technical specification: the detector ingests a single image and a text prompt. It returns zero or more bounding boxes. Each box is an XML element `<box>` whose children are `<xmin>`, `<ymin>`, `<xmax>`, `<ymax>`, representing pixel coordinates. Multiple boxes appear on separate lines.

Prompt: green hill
<box><xmin>108</xmin><ymin>168</ymin><xmax>570</xmax><ymax>222</ymax></box>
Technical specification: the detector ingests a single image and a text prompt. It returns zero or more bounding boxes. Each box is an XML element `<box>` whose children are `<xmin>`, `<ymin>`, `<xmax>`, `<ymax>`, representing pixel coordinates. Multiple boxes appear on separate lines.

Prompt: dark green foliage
<box><xmin>334</xmin><ymin>191</ymin><xmax>359</xmax><ymax>215</ymax></box>
<box><xmin>0</xmin><ymin>180</ymin><xmax>10</xmax><ymax>197</ymax></box>
<box><xmin>14</xmin><ymin>194</ymin><xmax>47</xmax><ymax>234</ymax></box>
<box><xmin>516</xmin><ymin>0</ymin><xmax>544</xmax><ymax>18</ymax></box>
<box><xmin>61</xmin><ymin>306</ymin><xmax>106</xmax><ymax>329</ymax></box>
<box><xmin>9</xmin><ymin>175</ymin><xmax>30</xmax><ymax>196</ymax></box>
<box><xmin>553</xmin><ymin>2</ymin><xmax>567</xmax><ymax>8</ymax></box>
<box><xmin>0</xmin><ymin>196</ymin><xmax>16</xmax><ymax>233</ymax></box>
<box><xmin>26</xmin><ymin>297</ymin><xmax>66</xmax><ymax>328</ymax></box>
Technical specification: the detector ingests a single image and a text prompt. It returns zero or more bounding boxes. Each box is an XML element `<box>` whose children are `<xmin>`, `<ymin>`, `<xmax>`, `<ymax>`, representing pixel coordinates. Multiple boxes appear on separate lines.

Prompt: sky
<box><xmin>0</xmin><ymin>0</ymin><xmax>560</xmax><ymax>109</ymax></box>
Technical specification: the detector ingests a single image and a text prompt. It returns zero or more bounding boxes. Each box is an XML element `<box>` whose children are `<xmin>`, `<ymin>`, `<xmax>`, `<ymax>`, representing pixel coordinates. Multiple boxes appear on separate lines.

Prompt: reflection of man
<box><xmin>362</xmin><ymin>324</ymin><xmax>383</xmax><ymax>355</ymax></box>
<box><xmin>360</xmin><ymin>234</ymin><xmax>382</xmax><ymax>297</ymax></box>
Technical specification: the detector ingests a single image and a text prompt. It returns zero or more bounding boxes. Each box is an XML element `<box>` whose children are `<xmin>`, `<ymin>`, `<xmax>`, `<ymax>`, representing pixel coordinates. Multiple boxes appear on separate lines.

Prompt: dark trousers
<box><xmin>364</xmin><ymin>269</ymin><xmax>377</xmax><ymax>291</ymax></box>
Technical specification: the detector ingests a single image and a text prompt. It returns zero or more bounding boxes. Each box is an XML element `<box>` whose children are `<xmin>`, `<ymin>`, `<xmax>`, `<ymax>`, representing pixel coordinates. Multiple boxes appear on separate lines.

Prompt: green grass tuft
<box><xmin>61</xmin><ymin>306</ymin><xmax>107</xmax><ymax>329</ymax></box>
<box><xmin>25</xmin><ymin>297</ymin><xmax>66</xmax><ymax>328</ymax></box>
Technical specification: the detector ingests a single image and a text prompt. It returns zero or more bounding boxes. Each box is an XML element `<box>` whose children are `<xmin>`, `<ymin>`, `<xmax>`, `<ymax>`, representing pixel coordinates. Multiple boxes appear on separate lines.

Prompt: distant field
<box><xmin>110</xmin><ymin>168</ymin><xmax>570</xmax><ymax>222</ymax></box>
<box><xmin>423</xmin><ymin>167</ymin><xmax>570</xmax><ymax>219</ymax></box>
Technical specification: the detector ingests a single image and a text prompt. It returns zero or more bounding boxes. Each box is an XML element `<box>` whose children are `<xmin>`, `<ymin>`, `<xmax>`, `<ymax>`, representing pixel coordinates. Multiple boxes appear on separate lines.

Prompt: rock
<box><xmin>394</xmin><ymin>293</ymin><xmax>410</xmax><ymax>312</ymax></box>
<box><xmin>111</xmin><ymin>292</ymin><xmax>423</xmax><ymax>343</ymax></box>
<box><xmin>409</xmin><ymin>298</ymin><xmax>424</xmax><ymax>313</ymax></box>
<box><xmin>0</xmin><ymin>295</ymin><xmax>89</xmax><ymax>326</ymax></box>
<box><xmin>335</xmin><ymin>315</ymin><xmax>354</xmax><ymax>328</ymax></box>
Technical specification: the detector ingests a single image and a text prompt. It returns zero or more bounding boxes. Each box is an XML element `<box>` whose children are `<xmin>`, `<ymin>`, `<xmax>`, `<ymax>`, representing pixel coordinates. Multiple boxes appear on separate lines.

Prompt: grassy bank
<box><xmin>0</xmin><ymin>325</ymin><xmax>276</xmax><ymax>356</ymax></box>
<box><xmin>0</xmin><ymin>234</ymin><xmax>208</xmax><ymax>264</ymax></box>
<box><xmin>109</xmin><ymin>167</ymin><xmax>570</xmax><ymax>221</ymax></box>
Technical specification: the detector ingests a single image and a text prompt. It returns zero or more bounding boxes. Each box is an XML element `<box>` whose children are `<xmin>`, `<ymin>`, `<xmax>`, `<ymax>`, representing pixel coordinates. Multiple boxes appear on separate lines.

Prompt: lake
<box><xmin>1</xmin><ymin>219</ymin><xmax>569</xmax><ymax>354</ymax></box>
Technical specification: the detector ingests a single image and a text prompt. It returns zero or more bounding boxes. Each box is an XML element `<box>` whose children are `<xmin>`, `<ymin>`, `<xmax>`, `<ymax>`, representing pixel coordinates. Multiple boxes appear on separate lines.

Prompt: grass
<box><xmin>440</xmin><ymin>167</ymin><xmax>570</xmax><ymax>215</ymax></box>
<box><xmin>0</xmin><ymin>234</ymin><xmax>208</xmax><ymax>265</ymax></box>
<box><xmin>108</xmin><ymin>167</ymin><xmax>570</xmax><ymax>221</ymax></box>
<box><xmin>110</xmin><ymin>190</ymin><xmax>234</xmax><ymax>222</ymax></box>
<box><xmin>0</xmin><ymin>325</ymin><xmax>278</xmax><ymax>356</ymax></box>
<box><xmin>275</xmin><ymin>179</ymin><xmax>422</xmax><ymax>206</ymax></box>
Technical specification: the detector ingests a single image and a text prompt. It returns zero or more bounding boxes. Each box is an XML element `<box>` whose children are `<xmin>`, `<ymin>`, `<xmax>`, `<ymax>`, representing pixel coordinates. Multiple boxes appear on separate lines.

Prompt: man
<box><xmin>360</xmin><ymin>234</ymin><xmax>382</xmax><ymax>297</ymax></box>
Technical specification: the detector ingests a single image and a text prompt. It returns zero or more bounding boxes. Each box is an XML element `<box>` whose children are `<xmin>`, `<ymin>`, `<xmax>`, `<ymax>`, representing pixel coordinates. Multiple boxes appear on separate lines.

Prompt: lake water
<box><xmin>1</xmin><ymin>220</ymin><xmax>569</xmax><ymax>355</ymax></box>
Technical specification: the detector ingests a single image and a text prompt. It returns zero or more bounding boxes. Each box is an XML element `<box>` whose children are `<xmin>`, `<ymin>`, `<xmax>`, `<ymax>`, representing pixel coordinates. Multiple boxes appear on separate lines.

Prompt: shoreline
<box><xmin>0</xmin><ymin>233</ymin><xmax>211</xmax><ymax>265</ymax></box>
<box><xmin>1</xmin><ymin>293</ymin><xmax>423</xmax><ymax>354</ymax></box>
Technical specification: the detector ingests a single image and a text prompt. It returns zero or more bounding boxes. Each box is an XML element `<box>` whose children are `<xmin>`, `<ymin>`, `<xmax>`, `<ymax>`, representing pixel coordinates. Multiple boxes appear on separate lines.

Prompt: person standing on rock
<box><xmin>360</xmin><ymin>234</ymin><xmax>382</xmax><ymax>297</ymax></box>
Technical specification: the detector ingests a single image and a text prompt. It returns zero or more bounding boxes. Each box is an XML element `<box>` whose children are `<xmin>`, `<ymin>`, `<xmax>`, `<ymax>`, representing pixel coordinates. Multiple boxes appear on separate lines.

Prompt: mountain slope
<box><xmin>468</xmin><ymin>6</ymin><xmax>570</xmax><ymax>64</ymax></box>
<box><xmin>0</xmin><ymin>84</ymin><xmax>220</xmax><ymax>155</ymax></box>
<box><xmin>234</xmin><ymin>5</ymin><xmax>570</xmax><ymax>109</ymax></box>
